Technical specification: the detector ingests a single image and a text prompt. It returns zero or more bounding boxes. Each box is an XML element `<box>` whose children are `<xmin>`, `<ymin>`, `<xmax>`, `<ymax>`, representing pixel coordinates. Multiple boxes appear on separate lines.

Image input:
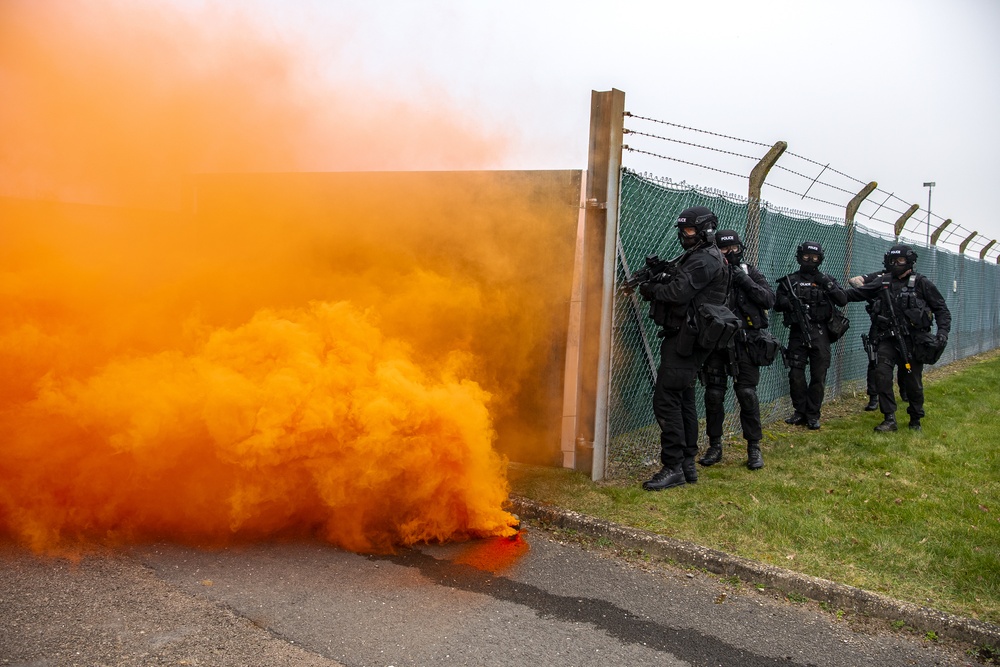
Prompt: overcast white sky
<box><xmin>198</xmin><ymin>0</ymin><xmax>1000</xmax><ymax>257</ymax></box>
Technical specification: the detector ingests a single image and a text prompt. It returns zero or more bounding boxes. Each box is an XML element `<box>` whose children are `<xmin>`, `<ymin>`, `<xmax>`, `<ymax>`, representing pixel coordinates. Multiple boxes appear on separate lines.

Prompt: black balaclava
<box><xmin>716</xmin><ymin>229</ymin><xmax>743</xmax><ymax>266</ymax></box>
<box><xmin>796</xmin><ymin>241</ymin><xmax>824</xmax><ymax>275</ymax></box>
<box><xmin>884</xmin><ymin>244</ymin><xmax>917</xmax><ymax>278</ymax></box>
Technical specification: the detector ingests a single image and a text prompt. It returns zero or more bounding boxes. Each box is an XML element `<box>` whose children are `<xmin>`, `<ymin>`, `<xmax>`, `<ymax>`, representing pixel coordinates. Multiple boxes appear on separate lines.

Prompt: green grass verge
<box><xmin>509</xmin><ymin>349</ymin><xmax>1000</xmax><ymax>626</ymax></box>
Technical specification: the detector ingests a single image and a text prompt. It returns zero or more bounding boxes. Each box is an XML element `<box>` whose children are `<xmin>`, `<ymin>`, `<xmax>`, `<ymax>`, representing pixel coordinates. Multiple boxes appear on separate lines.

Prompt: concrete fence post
<box><xmin>843</xmin><ymin>182</ymin><xmax>878</xmax><ymax>282</ymax></box>
<box><xmin>571</xmin><ymin>88</ymin><xmax>625</xmax><ymax>481</ymax></box>
<box><xmin>893</xmin><ymin>204</ymin><xmax>920</xmax><ymax>240</ymax></box>
<box><xmin>960</xmin><ymin>232</ymin><xmax>977</xmax><ymax>255</ymax></box>
<box><xmin>930</xmin><ymin>219</ymin><xmax>952</xmax><ymax>246</ymax></box>
<box><xmin>745</xmin><ymin>141</ymin><xmax>787</xmax><ymax>265</ymax></box>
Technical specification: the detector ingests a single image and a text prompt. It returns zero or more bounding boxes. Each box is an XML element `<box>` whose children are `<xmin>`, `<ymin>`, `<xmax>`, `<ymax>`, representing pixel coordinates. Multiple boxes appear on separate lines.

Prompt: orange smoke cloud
<box><xmin>0</xmin><ymin>2</ymin><xmax>574</xmax><ymax>553</ymax></box>
<box><xmin>0</xmin><ymin>1</ymin><xmax>511</xmax><ymax>206</ymax></box>
<box><xmin>2</xmin><ymin>300</ymin><xmax>511</xmax><ymax>553</ymax></box>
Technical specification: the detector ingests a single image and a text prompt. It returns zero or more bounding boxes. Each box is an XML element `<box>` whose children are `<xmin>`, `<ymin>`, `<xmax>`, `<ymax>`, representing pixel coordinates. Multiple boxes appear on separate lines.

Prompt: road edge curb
<box><xmin>508</xmin><ymin>495</ymin><xmax>1000</xmax><ymax>649</ymax></box>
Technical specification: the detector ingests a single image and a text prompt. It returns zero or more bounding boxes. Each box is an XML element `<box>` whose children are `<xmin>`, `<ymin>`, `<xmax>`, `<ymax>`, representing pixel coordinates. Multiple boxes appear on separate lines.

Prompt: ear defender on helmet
<box><xmin>675</xmin><ymin>206</ymin><xmax>718</xmax><ymax>249</ymax></box>
<box><xmin>883</xmin><ymin>244</ymin><xmax>917</xmax><ymax>276</ymax></box>
<box><xmin>716</xmin><ymin>229</ymin><xmax>744</xmax><ymax>265</ymax></box>
<box><xmin>796</xmin><ymin>241</ymin><xmax>824</xmax><ymax>272</ymax></box>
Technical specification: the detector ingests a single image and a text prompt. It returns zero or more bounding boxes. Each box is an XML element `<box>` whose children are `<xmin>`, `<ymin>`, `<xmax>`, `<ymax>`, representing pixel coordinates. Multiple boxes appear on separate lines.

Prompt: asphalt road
<box><xmin>0</xmin><ymin>527</ymin><xmax>978</xmax><ymax>667</ymax></box>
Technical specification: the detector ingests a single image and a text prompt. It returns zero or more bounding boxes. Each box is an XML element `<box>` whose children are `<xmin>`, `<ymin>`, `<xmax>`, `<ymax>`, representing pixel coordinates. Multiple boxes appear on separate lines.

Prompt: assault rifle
<box><xmin>880</xmin><ymin>279</ymin><xmax>912</xmax><ymax>374</ymax></box>
<box><xmin>781</xmin><ymin>275</ymin><xmax>814</xmax><ymax>349</ymax></box>
<box><xmin>621</xmin><ymin>249</ymin><xmax>692</xmax><ymax>294</ymax></box>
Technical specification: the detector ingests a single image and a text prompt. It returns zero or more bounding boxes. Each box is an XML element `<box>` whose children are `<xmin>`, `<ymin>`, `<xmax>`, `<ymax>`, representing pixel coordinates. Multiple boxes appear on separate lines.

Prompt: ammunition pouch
<box><xmin>903</xmin><ymin>307</ymin><xmax>933</xmax><ymax>331</ymax></box>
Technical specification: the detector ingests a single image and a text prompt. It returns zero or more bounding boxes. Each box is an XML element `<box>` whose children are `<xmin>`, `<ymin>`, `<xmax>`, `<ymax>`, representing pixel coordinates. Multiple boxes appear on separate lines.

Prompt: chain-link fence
<box><xmin>606</xmin><ymin>168</ymin><xmax>1000</xmax><ymax>479</ymax></box>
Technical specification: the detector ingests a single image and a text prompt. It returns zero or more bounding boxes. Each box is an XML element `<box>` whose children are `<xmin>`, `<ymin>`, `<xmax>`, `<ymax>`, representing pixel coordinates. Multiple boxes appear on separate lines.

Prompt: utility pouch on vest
<box><xmin>904</xmin><ymin>307</ymin><xmax>932</xmax><ymax>331</ymax></box>
<box><xmin>695</xmin><ymin>303</ymin><xmax>741</xmax><ymax>351</ymax></box>
<box><xmin>826</xmin><ymin>308</ymin><xmax>851</xmax><ymax>342</ymax></box>
<box><xmin>742</xmin><ymin>328</ymin><xmax>781</xmax><ymax>366</ymax></box>
<box><xmin>912</xmin><ymin>330</ymin><xmax>946</xmax><ymax>364</ymax></box>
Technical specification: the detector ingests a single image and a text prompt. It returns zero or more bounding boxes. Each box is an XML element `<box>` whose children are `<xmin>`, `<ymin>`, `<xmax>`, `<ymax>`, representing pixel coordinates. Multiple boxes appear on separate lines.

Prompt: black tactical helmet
<box><xmin>675</xmin><ymin>206</ymin><xmax>718</xmax><ymax>249</ymax></box>
<box><xmin>883</xmin><ymin>244</ymin><xmax>917</xmax><ymax>276</ymax></box>
<box><xmin>716</xmin><ymin>229</ymin><xmax>744</xmax><ymax>265</ymax></box>
<box><xmin>796</xmin><ymin>241</ymin><xmax>824</xmax><ymax>271</ymax></box>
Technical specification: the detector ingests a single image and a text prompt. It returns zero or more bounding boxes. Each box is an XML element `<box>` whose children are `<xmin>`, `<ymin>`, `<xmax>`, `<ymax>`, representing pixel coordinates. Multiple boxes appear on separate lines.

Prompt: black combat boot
<box><xmin>698</xmin><ymin>438</ymin><xmax>723</xmax><ymax>466</ymax></box>
<box><xmin>807</xmin><ymin>418</ymin><xmax>821</xmax><ymax>430</ymax></box>
<box><xmin>785</xmin><ymin>412</ymin><xmax>806</xmax><ymax>426</ymax></box>
<box><xmin>864</xmin><ymin>395</ymin><xmax>879</xmax><ymax>411</ymax></box>
<box><xmin>909</xmin><ymin>417</ymin><xmax>921</xmax><ymax>431</ymax></box>
<box><xmin>642</xmin><ymin>464</ymin><xmax>686</xmax><ymax>491</ymax></box>
<box><xmin>746</xmin><ymin>442</ymin><xmax>764</xmax><ymax>470</ymax></box>
<box><xmin>874</xmin><ymin>414</ymin><xmax>897</xmax><ymax>432</ymax></box>
<box><xmin>682</xmin><ymin>457</ymin><xmax>698</xmax><ymax>483</ymax></box>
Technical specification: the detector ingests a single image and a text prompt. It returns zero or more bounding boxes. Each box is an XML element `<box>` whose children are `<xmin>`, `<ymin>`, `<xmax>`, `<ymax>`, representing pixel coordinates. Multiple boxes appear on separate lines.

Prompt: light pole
<box><xmin>923</xmin><ymin>181</ymin><xmax>935</xmax><ymax>246</ymax></box>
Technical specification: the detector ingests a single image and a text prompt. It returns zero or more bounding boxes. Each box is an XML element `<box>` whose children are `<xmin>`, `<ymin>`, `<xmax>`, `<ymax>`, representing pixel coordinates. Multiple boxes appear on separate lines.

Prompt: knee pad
<box><xmin>705</xmin><ymin>387</ymin><xmax>726</xmax><ymax>410</ymax></box>
<box><xmin>735</xmin><ymin>386</ymin><xmax>759</xmax><ymax>411</ymax></box>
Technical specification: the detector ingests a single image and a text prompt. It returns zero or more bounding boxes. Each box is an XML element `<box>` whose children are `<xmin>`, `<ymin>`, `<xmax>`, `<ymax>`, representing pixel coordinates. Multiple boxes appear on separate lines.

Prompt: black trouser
<box><xmin>866</xmin><ymin>328</ymin><xmax>907</xmax><ymax>399</ymax></box>
<box><xmin>653</xmin><ymin>337</ymin><xmax>711</xmax><ymax>467</ymax></box>
<box><xmin>786</xmin><ymin>324</ymin><xmax>831</xmax><ymax>422</ymax></box>
<box><xmin>867</xmin><ymin>360</ymin><xmax>909</xmax><ymax>399</ymax></box>
<box><xmin>703</xmin><ymin>344</ymin><xmax>762</xmax><ymax>443</ymax></box>
<box><xmin>875</xmin><ymin>337</ymin><xmax>925</xmax><ymax>419</ymax></box>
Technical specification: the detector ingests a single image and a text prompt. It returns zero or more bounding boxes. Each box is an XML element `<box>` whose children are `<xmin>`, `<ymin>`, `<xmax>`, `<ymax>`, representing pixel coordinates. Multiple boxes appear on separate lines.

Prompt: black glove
<box><xmin>816</xmin><ymin>274</ymin><xmax>834</xmax><ymax>291</ymax></box>
<box><xmin>638</xmin><ymin>282</ymin><xmax>657</xmax><ymax>300</ymax></box>
<box><xmin>936</xmin><ymin>332</ymin><xmax>949</xmax><ymax>347</ymax></box>
<box><xmin>732</xmin><ymin>268</ymin><xmax>754</xmax><ymax>290</ymax></box>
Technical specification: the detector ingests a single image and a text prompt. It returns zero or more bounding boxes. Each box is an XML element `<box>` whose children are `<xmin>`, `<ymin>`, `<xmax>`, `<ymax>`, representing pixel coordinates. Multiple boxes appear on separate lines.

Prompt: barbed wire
<box><xmin>761</xmin><ymin>181</ymin><xmax>850</xmax><ymax>211</ymax></box>
<box><xmin>622</xmin><ymin>111</ymin><xmax>998</xmax><ymax>260</ymax></box>
<box><xmin>624</xmin><ymin>121</ymin><xmax>865</xmax><ymax>201</ymax></box>
<box><xmin>622</xmin><ymin>128</ymin><xmax>760</xmax><ymax>162</ymax></box>
<box><xmin>783</xmin><ymin>149</ymin><xmax>867</xmax><ymax>186</ymax></box>
<box><xmin>769</xmin><ymin>163</ymin><xmax>859</xmax><ymax>198</ymax></box>
<box><xmin>625</xmin><ymin>114</ymin><xmax>877</xmax><ymax>211</ymax></box>
<box><xmin>623</xmin><ymin>113</ymin><xmax>772</xmax><ymax>148</ymax></box>
<box><xmin>622</xmin><ymin>146</ymin><xmax>747</xmax><ymax>181</ymax></box>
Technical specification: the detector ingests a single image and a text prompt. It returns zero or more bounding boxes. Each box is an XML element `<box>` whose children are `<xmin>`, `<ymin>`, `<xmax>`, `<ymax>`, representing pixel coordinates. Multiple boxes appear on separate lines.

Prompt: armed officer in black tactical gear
<box><xmin>844</xmin><ymin>244</ymin><xmax>951</xmax><ymax>432</ymax></box>
<box><xmin>637</xmin><ymin>206</ymin><xmax>728</xmax><ymax>491</ymax></box>
<box><xmin>698</xmin><ymin>230</ymin><xmax>775</xmax><ymax>471</ymax></box>
<box><xmin>849</xmin><ymin>270</ymin><xmax>909</xmax><ymax>411</ymax></box>
<box><xmin>774</xmin><ymin>241</ymin><xmax>849</xmax><ymax>430</ymax></box>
